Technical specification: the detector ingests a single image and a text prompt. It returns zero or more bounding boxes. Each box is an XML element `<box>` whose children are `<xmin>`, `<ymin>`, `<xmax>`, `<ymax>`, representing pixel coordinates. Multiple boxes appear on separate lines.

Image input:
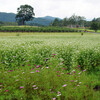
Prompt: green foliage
<box><xmin>51</xmin><ymin>14</ymin><xmax>86</xmax><ymax>27</ymax></box>
<box><xmin>0</xmin><ymin>64</ymin><xmax>97</xmax><ymax>100</ymax></box>
<box><xmin>90</xmin><ymin>18</ymin><xmax>100</xmax><ymax>32</ymax></box>
<box><xmin>0</xmin><ymin>33</ymin><xmax>100</xmax><ymax>99</ymax></box>
<box><xmin>0</xmin><ymin>26</ymin><xmax>78</xmax><ymax>32</ymax></box>
<box><xmin>0</xmin><ymin>33</ymin><xmax>99</xmax><ymax>71</ymax></box>
<box><xmin>90</xmin><ymin>22</ymin><xmax>99</xmax><ymax>32</ymax></box>
<box><xmin>16</xmin><ymin>5</ymin><xmax>35</xmax><ymax>25</ymax></box>
<box><xmin>52</xmin><ymin>18</ymin><xmax>61</xmax><ymax>26</ymax></box>
<box><xmin>0</xmin><ymin>21</ymin><xmax>17</xmax><ymax>26</ymax></box>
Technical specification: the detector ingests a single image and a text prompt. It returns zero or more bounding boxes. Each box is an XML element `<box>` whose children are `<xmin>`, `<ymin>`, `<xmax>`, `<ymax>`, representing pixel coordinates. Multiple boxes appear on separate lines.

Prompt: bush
<box><xmin>0</xmin><ymin>26</ymin><xmax>78</xmax><ymax>32</ymax></box>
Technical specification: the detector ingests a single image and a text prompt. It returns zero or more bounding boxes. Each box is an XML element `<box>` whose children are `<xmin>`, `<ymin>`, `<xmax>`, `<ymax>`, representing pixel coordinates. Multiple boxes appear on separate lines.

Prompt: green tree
<box><xmin>68</xmin><ymin>14</ymin><xmax>86</xmax><ymax>27</ymax></box>
<box><xmin>52</xmin><ymin>18</ymin><xmax>60</xmax><ymax>26</ymax></box>
<box><xmin>62</xmin><ymin>18</ymin><xmax>68</xmax><ymax>26</ymax></box>
<box><xmin>91</xmin><ymin>22</ymin><xmax>99</xmax><ymax>32</ymax></box>
<box><xmin>16</xmin><ymin>5</ymin><xmax>35</xmax><ymax>25</ymax></box>
<box><xmin>77</xmin><ymin>16</ymin><xmax>85</xmax><ymax>27</ymax></box>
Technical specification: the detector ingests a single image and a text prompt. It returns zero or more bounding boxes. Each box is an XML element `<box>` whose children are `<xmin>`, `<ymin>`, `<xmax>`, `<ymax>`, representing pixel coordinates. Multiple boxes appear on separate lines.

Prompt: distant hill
<box><xmin>0</xmin><ymin>12</ymin><xmax>16</xmax><ymax>22</ymax></box>
<box><xmin>0</xmin><ymin>12</ymin><xmax>60</xmax><ymax>26</ymax></box>
<box><xmin>27</xmin><ymin>16</ymin><xmax>57</xmax><ymax>26</ymax></box>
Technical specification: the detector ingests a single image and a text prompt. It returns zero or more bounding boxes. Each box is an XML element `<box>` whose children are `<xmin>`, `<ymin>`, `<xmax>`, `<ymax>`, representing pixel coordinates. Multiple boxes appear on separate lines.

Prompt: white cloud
<box><xmin>0</xmin><ymin>0</ymin><xmax>100</xmax><ymax>20</ymax></box>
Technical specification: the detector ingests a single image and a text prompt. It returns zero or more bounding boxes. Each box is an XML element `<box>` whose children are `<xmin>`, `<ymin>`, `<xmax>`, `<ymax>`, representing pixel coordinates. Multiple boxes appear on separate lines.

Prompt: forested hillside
<box><xmin>0</xmin><ymin>12</ymin><xmax>56</xmax><ymax>26</ymax></box>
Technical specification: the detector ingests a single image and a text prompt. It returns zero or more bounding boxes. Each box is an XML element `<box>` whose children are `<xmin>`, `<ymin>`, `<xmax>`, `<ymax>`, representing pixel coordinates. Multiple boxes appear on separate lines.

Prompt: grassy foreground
<box><xmin>0</xmin><ymin>32</ymin><xmax>100</xmax><ymax>100</ymax></box>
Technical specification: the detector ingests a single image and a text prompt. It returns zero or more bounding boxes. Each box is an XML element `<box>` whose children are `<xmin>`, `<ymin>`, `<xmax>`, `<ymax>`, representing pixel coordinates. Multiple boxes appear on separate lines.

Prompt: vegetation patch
<box><xmin>0</xmin><ymin>33</ymin><xmax>100</xmax><ymax>100</ymax></box>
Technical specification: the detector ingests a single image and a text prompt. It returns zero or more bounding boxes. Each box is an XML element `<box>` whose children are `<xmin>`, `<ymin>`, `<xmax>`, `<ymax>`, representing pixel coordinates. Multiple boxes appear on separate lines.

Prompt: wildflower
<box><xmin>57</xmin><ymin>91</ymin><xmax>61</xmax><ymax>94</ymax></box>
<box><xmin>62</xmin><ymin>84</ymin><xmax>67</xmax><ymax>87</ymax></box>
<box><xmin>72</xmin><ymin>70</ymin><xmax>75</xmax><ymax>72</ymax></box>
<box><xmin>57</xmin><ymin>91</ymin><xmax>61</xmax><ymax>96</ymax></box>
<box><xmin>8</xmin><ymin>70</ymin><xmax>13</xmax><ymax>72</ymax></box>
<box><xmin>49</xmin><ymin>89</ymin><xmax>52</xmax><ymax>91</ymax></box>
<box><xmin>32</xmin><ymin>85</ymin><xmax>36</xmax><ymax>87</ymax></box>
<box><xmin>34</xmin><ymin>87</ymin><xmax>38</xmax><ymax>90</ymax></box>
<box><xmin>30</xmin><ymin>71</ymin><xmax>34</xmax><ymax>73</ymax></box>
<box><xmin>52</xmin><ymin>54</ymin><xmax>56</xmax><ymax>57</ymax></box>
<box><xmin>16</xmin><ymin>79</ymin><xmax>19</xmax><ymax>81</ymax></box>
<box><xmin>74</xmin><ymin>80</ymin><xmax>78</xmax><ymax>82</ymax></box>
<box><xmin>28</xmin><ymin>64</ymin><xmax>30</xmax><ymax>66</ymax></box>
<box><xmin>45</xmin><ymin>58</ymin><xmax>49</xmax><ymax>61</ymax></box>
<box><xmin>79</xmin><ymin>82</ymin><xmax>82</xmax><ymax>84</ymax></box>
<box><xmin>62</xmin><ymin>68</ymin><xmax>66</xmax><ymax>70</ymax></box>
<box><xmin>36</xmin><ymin>65</ymin><xmax>41</xmax><ymax>68</ymax></box>
<box><xmin>46</xmin><ymin>67</ymin><xmax>49</xmax><ymax>68</ymax></box>
<box><xmin>73</xmin><ymin>71</ymin><xmax>76</xmax><ymax>74</ymax></box>
<box><xmin>22</xmin><ymin>72</ymin><xmax>25</xmax><ymax>74</ymax></box>
<box><xmin>53</xmin><ymin>98</ymin><xmax>56</xmax><ymax>100</ymax></box>
<box><xmin>91</xmin><ymin>81</ymin><xmax>93</xmax><ymax>83</ymax></box>
<box><xmin>41</xmin><ymin>67</ymin><xmax>44</xmax><ymax>69</ymax></box>
<box><xmin>20</xmin><ymin>86</ymin><xmax>24</xmax><ymax>89</ymax></box>
<box><xmin>31</xmin><ymin>68</ymin><xmax>34</xmax><ymax>70</ymax></box>
<box><xmin>34</xmin><ymin>65</ymin><xmax>36</xmax><ymax>66</ymax></box>
<box><xmin>51</xmin><ymin>91</ymin><xmax>54</xmax><ymax>93</ymax></box>
<box><xmin>78</xmin><ymin>72</ymin><xmax>81</xmax><ymax>74</ymax></box>
<box><xmin>0</xmin><ymin>83</ymin><xmax>2</xmax><ymax>85</ymax></box>
<box><xmin>71</xmin><ymin>80</ymin><xmax>74</xmax><ymax>82</ymax></box>
<box><xmin>77</xmin><ymin>85</ymin><xmax>80</xmax><ymax>86</ymax></box>
<box><xmin>83</xmin><ymin>69</ymin><xmax>86</xmax><ymax>72</ymax></box>
<box><xmin>78</xmin><ymin>65</ymin><xmax>80</xmax><ymax>67</ymax></box>
<box><xmin>23</xmin><ymin>58</ymin><xmax>25</xmax><ymax>61</ymax></box>
<box><xmin>67</xmin><ymin>73</ymin><xmax>69</xmax><ymax>75</ymax></box>
<box><xmin>58</xmin><ymin>63</ymin><xmax>63</xmax><ymax>66</ymax></box>
<box><xmin>60</xmin><ymin>58</ymin><xmax>64</xmax><ymax>61</ymax></box>
<box><xmin>5</xmin><ymin>90</ymin><xmax>9</xmax><ymax>92</ymax></box>
<box><xmin>36</xmin><ymin>70</ymin><xmax>39</xmax><ymax>72</ymax></box>
<box><xmin>26</xmin><ymin>60</ymin><xmax>29</xmax><ymax>62</ymax></box>
<box><xmin>57</xmin><ymin>75</ymin><xmax>61</xmax><ymax>77</ymax></box>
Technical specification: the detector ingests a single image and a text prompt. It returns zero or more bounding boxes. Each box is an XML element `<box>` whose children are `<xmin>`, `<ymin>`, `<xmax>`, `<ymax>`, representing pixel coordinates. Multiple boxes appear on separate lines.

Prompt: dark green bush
<box><xmin>0</xmin><ymin>26</ymin><xmax>78</xmax><ymax>32</ymax></box>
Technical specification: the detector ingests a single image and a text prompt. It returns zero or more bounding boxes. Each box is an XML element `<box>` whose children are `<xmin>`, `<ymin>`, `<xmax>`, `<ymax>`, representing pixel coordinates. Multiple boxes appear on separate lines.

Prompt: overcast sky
<box><xmin>0</xmin><ymin>0</ymin><xmax>100</xmax><ymax>20</ymax></box>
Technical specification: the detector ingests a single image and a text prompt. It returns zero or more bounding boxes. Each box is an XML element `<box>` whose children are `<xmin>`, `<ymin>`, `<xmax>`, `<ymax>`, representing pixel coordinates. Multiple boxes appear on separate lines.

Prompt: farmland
<box><xmin>0</xmin><ymin>32</ymin><xmax>100</xmax><ymax>100</ymax></box>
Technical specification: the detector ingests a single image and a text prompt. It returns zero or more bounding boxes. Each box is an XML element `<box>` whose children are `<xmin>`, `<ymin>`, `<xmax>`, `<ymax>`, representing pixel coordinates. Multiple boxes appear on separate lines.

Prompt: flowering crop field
<box><xmin>0</xmin><ymin>32</ymin><xmax>100</xmax><ymax>100</ymax></box>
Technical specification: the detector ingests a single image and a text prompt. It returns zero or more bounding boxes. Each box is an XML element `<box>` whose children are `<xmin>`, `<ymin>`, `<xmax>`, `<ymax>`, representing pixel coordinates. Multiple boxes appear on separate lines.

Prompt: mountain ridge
<box><xmin>0</xmin><ymin>12</ymin><xmax>59</xmax><ymax>26</ymax></box>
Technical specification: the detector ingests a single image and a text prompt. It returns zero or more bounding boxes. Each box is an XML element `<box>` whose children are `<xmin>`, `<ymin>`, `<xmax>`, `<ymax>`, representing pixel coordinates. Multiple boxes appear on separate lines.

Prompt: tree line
<box><xmin>51</xmin><ymin>15</ymin><xmax>100</xmax><ymax>32</ymax></box>
<box><xmin>0</xmin><ymin>4</ymin><xmax>100</xmax><ymax>32</ymax></box>
<box><xmin>51</xmin><ymin>14</ymin><xmax>87</xmax><ymax>27</ymax></box>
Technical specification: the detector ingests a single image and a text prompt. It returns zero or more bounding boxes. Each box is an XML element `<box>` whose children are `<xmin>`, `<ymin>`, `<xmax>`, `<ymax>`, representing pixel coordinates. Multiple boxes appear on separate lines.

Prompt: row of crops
<box><xmin>0</xmin><ymin>34</ymin><xmax>100</xmax><ymax>71</ymax></box>
<box><xmin>0</xmin><ymin>33</ymin><xmax>100</xmax><ymax>99</ymax></box>
<box><xmin>0</xmin><ymin>26</ymin><xmax>79</xmax><ymax>32</ymax></box>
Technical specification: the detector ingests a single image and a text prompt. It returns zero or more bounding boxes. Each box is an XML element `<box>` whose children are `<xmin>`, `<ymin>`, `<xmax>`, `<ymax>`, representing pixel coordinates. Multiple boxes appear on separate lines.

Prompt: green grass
<box><xmin>0</xmin><ymin>32</ymin><xmax>96</xmax><ymax>36</ymax></box>
<box><xmin>0</xmin><ymin>32</ymin><xmax>100</xmax><ymax>100</ymax></box>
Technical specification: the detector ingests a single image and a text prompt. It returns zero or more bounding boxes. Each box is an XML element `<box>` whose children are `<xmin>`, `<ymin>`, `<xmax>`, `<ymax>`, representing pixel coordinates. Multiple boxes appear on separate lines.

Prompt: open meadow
<box><xmin>0</xmin><ymin>32</ymin><xmax>100</xmax><ymax>100</ymax></box>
